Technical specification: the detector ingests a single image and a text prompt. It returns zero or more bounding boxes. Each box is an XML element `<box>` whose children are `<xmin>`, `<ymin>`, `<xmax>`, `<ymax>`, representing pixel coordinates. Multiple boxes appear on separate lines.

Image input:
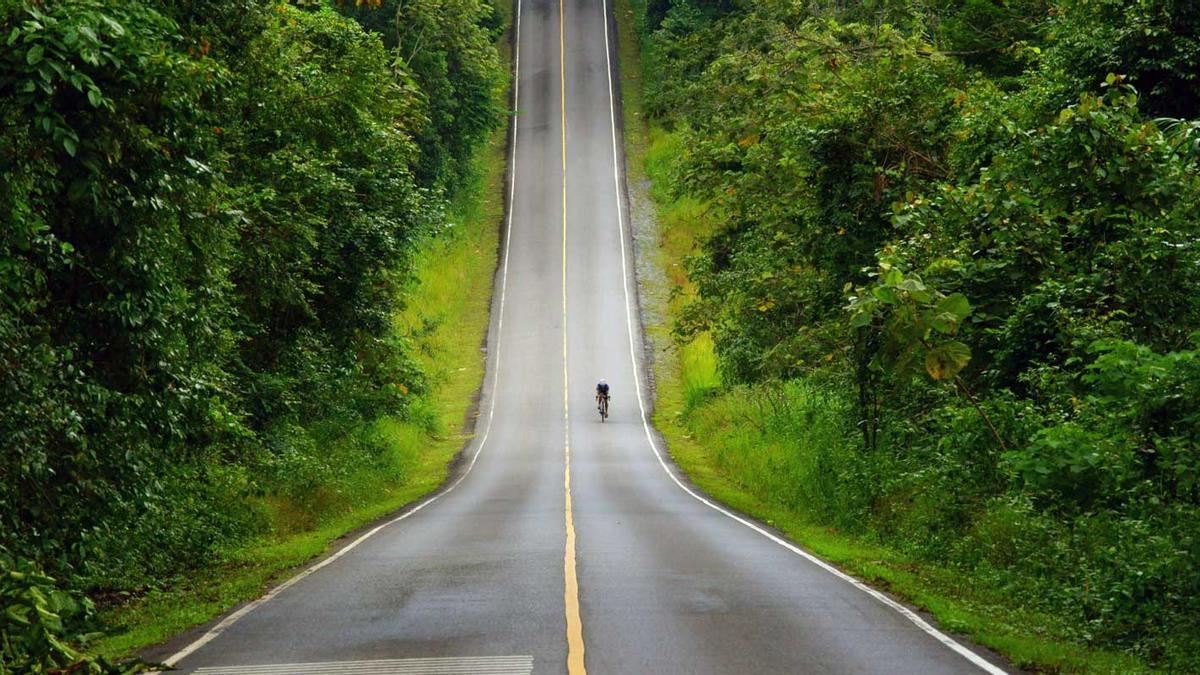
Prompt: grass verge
<box><xmin>90</xmin><ymin>24</ymin><xmax>511</xmax><ymax>661</ymax></box>
<box><xmin>612</xmin><ymin>1</ymin><xmax>1149</xmax><ymax>672</ymax></box>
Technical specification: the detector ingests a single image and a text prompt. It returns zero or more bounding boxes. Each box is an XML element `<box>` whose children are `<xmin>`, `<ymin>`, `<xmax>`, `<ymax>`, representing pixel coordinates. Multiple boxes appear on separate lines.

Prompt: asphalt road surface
<box><xmin>158</xmin><ymin>1</ymin><xmax>1014</xmax><ymax>673</ymax></box>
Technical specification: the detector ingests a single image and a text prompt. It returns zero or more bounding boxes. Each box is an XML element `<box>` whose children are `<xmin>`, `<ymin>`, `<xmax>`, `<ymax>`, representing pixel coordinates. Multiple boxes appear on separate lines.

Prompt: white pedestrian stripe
<box><xmin>192</xmin><ymin>656</ymin><xmax>533</xmax><ymax>675</ymax></box>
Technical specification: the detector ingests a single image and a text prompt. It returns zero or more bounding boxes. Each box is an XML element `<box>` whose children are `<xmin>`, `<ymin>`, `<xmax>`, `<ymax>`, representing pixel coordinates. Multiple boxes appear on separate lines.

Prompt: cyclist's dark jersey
<box><xmin>596</xmin><ymin>382</ymin><xmax>610</xmax><ymax>396</ymax></box>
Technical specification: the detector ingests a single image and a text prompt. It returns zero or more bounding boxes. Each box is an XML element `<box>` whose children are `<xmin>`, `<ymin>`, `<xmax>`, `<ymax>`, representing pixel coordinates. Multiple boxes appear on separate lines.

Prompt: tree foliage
<box><xmin>337</xmin><ymin>0</ymin><xmax>505</xmax><ymax>193</ymax></box>
<box><xmin>0</xmin><ymin>2</ymin><xmax>504</xmax><ymax>664</ymax></box>
<box><xmin>637</xmin><ymin>0</ymin><xmax>1200</xmax><ymax>665</ymax></box>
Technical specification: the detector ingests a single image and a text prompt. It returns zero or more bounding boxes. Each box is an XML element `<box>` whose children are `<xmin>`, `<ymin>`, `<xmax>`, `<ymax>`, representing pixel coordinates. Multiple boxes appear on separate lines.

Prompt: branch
<box><xmin>954</xmin><ymin>374</ymin><xmax>1009</xmax><ymax>453</ymax></box>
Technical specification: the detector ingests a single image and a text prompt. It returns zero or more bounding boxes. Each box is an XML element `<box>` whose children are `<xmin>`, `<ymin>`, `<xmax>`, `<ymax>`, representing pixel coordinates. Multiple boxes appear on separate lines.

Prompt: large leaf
<box><xmin>924</xmin><ymin>340</ymin><xmax>971</xmax><ymax>380</ymax></box>
<box><xmin>935</xmin><ymin>292</ymin><xmax>971</xmax><ymax>320</ymax></box>
<box><xmin>850</xmin><ymin>309</ymin><xmax>873</xmax><ymax>328</ymax></box>
<box><xmin>872</xmin><ymin>285</ymin><xmax>900</xmax><ymax>304</ymax></box>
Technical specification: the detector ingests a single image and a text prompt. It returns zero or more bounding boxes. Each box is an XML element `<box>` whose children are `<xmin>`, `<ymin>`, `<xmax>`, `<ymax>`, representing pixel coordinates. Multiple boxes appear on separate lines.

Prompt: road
<box><xmin>158</xmin><ymin>0</ymin><xmax>1013</xmax><ymax>673</ymax></box>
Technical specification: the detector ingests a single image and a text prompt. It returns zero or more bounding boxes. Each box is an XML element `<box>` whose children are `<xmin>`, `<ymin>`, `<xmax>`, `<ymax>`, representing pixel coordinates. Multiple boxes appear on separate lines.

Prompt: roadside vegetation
<box><xmin>1</xmin><ymin>0</ymin><xmax>508</xmax><ymax>670</ymax></box>
<box><xmin>619</xmin><ymin>0</ymin><xmax>1200</xmax><ymax>671</ymax></box>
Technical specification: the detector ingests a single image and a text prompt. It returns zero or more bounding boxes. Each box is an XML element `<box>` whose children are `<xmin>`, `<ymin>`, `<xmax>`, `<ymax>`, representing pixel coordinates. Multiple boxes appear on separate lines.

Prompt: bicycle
<box><xmin>597</xmin><ymin>393</ymin><xmax>609</xmax><ymax>422</ymax></box>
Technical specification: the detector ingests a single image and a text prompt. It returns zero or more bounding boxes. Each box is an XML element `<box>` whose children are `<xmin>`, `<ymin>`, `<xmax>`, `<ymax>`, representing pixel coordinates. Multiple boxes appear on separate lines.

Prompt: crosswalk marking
<box><xmin>192</xmin><ymin>656</ymin><xmax>533</xmax><ymax>675</ymax></box>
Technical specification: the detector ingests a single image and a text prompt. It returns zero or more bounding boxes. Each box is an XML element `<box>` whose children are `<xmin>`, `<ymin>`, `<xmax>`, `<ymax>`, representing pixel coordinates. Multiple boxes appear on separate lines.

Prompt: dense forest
<box><xmin>1</xmin><ymin>0</ymin><xmax>504</xmax><ymax>670</ymax></box>
<box><xmin>631</xmin><ymin>0</ymin><xmax>1199</xmax><ymax>669</ymax></box>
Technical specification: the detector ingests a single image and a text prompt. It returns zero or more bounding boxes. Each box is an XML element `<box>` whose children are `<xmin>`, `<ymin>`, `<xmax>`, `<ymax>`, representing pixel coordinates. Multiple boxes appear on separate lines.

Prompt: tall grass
<box><xmin>679</xmin><ymin>333</ymin><xmax>719</xmax><ymax>410</ymax></box>
<box><xmin>396</xmin><ymin>152</ymin><xmax>500</xmax><ymax>441</ymax></box>
<box><xmin>644</xmin><ymin>128</ymin><xmax>722</xmax><ymax>414</ymax></box>
<box><xmin>686</xmin><ymin>378</ymin><xmax>860</xmax><ymax>523</ymax></box>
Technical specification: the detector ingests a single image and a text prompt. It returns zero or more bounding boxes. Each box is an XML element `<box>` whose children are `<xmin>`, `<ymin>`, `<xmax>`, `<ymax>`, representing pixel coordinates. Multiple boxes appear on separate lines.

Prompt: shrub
<box><xmin>0</xmin><ymin>551</ymin><xmax>147</xmax><ymax>673</ymax></box>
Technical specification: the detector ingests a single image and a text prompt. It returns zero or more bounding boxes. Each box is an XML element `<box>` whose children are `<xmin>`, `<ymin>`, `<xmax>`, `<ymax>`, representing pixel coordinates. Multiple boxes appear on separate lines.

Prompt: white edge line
<box><xmin>158</xmin><ymin>2</ymin><xmax>525</xmax><ymax>668</ymax></box>
<box><xmin>596</xmin><ymin>3</ymin><xmax>1006</xmax><ymax>674</ymax></box>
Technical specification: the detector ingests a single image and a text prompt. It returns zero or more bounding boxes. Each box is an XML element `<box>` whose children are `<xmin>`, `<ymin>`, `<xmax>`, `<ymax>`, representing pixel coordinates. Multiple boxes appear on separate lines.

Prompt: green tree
<box><xmin>672</xmin><ymin>7</ymin><xmax>965</xmax><ymax>381</ymax></box>
<box><xmin>1044</xmin><ymin>0</ymin><xmax>1200</xmax><ymax>117</ymax></box>
<box><xmin>338</xmin><ymin>0</ymin><xmax>505</xmax><ymax>194</ymax></box>
<box><xmin>1</xmin><ymin>0</ymin><xmax>243</xmax><ymax>583</ymax></box>
<box><xmin>222</xmin><ymin>5</ymin><xmax>430</xmax><ymax>432</ymax></box>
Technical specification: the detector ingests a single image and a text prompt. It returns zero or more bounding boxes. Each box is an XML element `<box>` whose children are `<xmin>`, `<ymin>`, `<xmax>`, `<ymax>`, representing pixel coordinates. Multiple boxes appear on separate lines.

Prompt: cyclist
<box><xmin>595</xmin><ymin>379</ymin><xmax>610</xmax><ymax>420</ymax></box>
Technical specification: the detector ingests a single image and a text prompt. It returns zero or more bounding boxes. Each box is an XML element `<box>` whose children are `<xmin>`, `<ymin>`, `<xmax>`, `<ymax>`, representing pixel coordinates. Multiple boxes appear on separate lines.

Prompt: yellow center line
<box><xmin>559</xmin><ymin>0</ymin><xmax>586</xmax><ymax>673</ymax></box>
